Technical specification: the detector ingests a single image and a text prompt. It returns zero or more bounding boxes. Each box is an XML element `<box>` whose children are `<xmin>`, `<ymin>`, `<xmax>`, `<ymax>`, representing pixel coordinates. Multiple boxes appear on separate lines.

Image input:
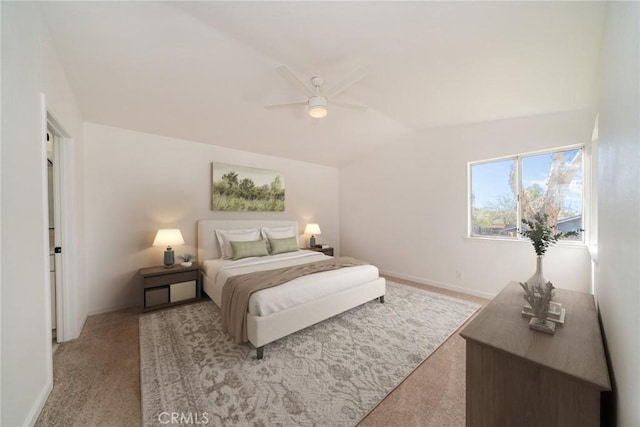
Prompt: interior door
<box><xmin>48</xmin><ymin>127</ymin><xmax>64</xmax><ymax>342</ymax></box>
<box><xmin>46</xmin><ymin>131</ymin><xmax>56</xmax><ymax>333</ymax></box>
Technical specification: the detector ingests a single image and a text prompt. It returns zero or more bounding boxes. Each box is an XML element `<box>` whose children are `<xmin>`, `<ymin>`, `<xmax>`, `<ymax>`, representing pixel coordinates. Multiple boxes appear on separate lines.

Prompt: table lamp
<box><xmin>305</xmin><ymin>223</ymin><xmax>321</xmax><ymax>247</ymax></box>
<box><xmin>153</xmin><ymin>228</ymin><xmax>185</xmax><ymax>268</ymax></box>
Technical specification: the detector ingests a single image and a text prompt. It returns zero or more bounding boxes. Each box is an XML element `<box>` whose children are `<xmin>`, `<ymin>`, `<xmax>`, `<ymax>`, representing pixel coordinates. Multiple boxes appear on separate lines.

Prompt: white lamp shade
<box><xmin>305</xmin><ymin>223</ymin><xmax>321</xmax><ymax>235</ymax></box>
<box><xmin>152</xmin><ymin>229</ymin><xmax>185</xmax><ymax>247</ymax></box>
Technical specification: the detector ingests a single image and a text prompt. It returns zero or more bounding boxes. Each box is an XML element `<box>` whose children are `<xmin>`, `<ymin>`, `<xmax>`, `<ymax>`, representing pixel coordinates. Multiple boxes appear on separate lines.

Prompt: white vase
<box><xmin>181</xmin><ymin>262</ymin><xmax>192</xmax><ymax>267</ymax></box>
<box><xmin>526</xmin><ymin>256</ymin><xmax>548</xmax><ymax>289</ymax></box>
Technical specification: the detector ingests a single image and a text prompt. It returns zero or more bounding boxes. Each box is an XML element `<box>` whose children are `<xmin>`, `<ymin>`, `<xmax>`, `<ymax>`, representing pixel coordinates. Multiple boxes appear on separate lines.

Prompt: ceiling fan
<box><xmin>265</xmin><ymin>65</ymin><xmax>368</xmax><ymax>118</ymax></box>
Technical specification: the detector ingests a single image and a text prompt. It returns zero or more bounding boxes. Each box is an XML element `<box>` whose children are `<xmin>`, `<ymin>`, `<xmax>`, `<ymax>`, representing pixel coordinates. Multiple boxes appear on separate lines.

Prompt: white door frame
<box><xmin>47</xmin><ymin>111</ymin><xmax>72</xmax><ymax>342</ymax></box>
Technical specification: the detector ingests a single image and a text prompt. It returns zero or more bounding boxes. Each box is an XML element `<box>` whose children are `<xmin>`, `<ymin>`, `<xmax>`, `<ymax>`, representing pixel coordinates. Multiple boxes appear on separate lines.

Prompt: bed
<box><xmin>197</xmin><ymin>219</ymin><xmax>386</xmax><ymax>359</ymax></box>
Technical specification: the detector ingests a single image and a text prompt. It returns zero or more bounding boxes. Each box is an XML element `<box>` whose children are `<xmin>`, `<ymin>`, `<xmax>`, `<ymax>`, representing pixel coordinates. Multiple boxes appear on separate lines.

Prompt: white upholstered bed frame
<box><xmin>197</xmin><ymin>219</ymin><xmax>386</xmax><ymax>359</ymax></box>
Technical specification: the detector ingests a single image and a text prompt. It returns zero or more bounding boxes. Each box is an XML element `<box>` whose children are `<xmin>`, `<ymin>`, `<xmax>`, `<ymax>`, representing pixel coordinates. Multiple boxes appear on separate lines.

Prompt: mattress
<box><xmin>202</xmin><ymin>250</ymin><xmax>380</xmax><ymax>316</ymax></box>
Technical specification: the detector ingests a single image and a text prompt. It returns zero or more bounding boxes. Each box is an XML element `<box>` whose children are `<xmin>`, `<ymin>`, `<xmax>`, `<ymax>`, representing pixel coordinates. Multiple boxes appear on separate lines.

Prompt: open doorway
<box><xmin>46</xmin><ymin>130</ymin><xmax>58</xmax><ymax>347</ymax></box>
<box><xmin>46</xmin><ymin>114</ymin><xmax>69</xmax><ymax>345</ymax></box>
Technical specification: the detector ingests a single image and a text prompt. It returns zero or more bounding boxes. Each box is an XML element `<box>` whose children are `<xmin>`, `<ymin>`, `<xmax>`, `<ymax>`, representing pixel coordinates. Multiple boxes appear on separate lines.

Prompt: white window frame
<box><xmin>468</xmin><ymin>144</ymin><xmax>587</xmax><ymax>244</ymax></box>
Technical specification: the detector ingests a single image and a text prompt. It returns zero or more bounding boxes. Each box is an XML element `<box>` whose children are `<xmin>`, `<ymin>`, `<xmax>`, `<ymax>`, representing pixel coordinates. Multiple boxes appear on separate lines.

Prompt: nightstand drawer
<box><xmin>144</xmin><ymin>270</ymin><xmax>197</xmax><ymax>288</ymax></box>
<box><xmin>170</xmin><ymin>280</ymin><xmax>197</xmax><ymax>303</ymax></box>
<box><xmin>145</xmin><ymin>287</ymin><xmax>169</xmax><ymax>307</ymax></box>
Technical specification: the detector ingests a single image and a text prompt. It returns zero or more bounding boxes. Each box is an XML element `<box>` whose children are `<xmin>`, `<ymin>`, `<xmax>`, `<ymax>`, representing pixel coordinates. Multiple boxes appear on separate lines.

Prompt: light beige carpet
<box><xmin>35</xmin><ymin>276</ymin><xmax>487</xmax><ymax>427</ymax></box>
<box><xmin>35</xmin><ymin>308</ymin><xmax>141</xmax><ymax>427</ymax></box>
<box><xmin>139</xmin><ymin>281</ymin><xmax>480</xmax><ymax>426</ymax></box>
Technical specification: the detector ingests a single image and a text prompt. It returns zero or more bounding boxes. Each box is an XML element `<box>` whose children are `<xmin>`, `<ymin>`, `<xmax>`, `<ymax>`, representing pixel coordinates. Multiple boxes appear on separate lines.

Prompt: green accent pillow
<box><xmin>230</xmin><ymin>239</ymin><xmax>269</xmax><ymax>260</ymax></box>
<box><xmin>269</xmin><ymin>237</ymin><xmax>299</xmax><ymax>255</ymax></box>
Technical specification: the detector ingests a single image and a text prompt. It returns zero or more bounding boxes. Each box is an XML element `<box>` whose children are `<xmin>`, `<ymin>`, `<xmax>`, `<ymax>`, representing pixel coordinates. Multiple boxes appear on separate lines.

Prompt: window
<box><xmin>470</xmin><ymin>147</ymin><xmax>584</xmax><ymax>240</ymax></box>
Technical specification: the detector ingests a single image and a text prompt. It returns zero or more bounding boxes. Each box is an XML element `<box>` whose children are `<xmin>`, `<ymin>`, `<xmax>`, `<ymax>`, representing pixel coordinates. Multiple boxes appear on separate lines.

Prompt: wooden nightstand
<box><xmin>305</xmin><ymin>246</ymin><xmax>334</xmax><ymax>256</ymax></box>
<box><xmin>139</xmin><ymin>263</ymin><xmax>202</xmax><ymax>312</ymax></box>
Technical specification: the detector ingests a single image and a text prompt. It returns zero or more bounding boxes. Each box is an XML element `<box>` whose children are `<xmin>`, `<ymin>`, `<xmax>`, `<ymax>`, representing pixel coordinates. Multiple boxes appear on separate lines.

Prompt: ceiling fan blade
<box><xmin>276</xmin><ymin>65</ymin><xmax>314</xmax><ymax>97</ymax></box>
<box><xmin>331</xmin><ymin>100</ymin><xmax>368</xmax><ymax>112</ymax></box>
<box><xmin>264</xmin><ymin>100</ymin><xmax>308</xmax><ymax>110</ymax></box>
<box><xmin>325</xmin><ymin>68</ymin><xmax>368</xmax><ymax>99</ymax></box>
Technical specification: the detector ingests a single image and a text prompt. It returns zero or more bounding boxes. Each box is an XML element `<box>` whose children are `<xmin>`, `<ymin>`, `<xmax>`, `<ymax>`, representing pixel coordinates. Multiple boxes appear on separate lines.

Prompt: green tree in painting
<box><xmin>270</xmin><ymin>175</ymin><xmax>282</xmax><ymax>192</ymax></box>
<box><xmin>212</xmin><ymin>167</ymin><xmax>285</xmax><ymax>211</ymax></box>
<box><xmin>269</xmin><ymin>175</ymin><xmax>285</xmax><ymax>200</ymax></box>
<box><xmin>239</xmin><ymin>178</ymin><xmax>255</xmax><ymax>198</ymax></box>
<box><xmin>222</xmin><ymin>171</ymin><xmax>239</xmax><ymax>187</ymax></box>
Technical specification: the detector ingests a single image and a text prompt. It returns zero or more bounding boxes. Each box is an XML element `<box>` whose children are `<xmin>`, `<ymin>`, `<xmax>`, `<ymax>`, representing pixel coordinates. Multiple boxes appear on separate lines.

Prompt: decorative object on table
<box><xmin>522</xmin><ymin>300</ymin><xmax>566</xmax><ymax>325</ymax></box>
<box><xmin>211</xmin><ymin>162</ymin><xmax>285</xmax><ymax>212</ymax></box>
<box><xmin>152</xmin><ymin>229</ymin><xmax>185</xmax><ymax>268</ymax></box>
<box><xmin>520</xmin><ymin>281</ymin><xmax>556</xmax><ymax>334</ymax></box>
<box><xmin>304</xmin><ymin>223</ymin><xmax>321</xmax><ymax>247</ymax></box>
<box><xmin>178</xmin><ymin>253</ymin><xmax>195</xmax><ymax>267</ymax></box>
<box><xmin>519</xmin><ymin>212</ymin><xmax>583</xmax><ymax>288</ymax></box>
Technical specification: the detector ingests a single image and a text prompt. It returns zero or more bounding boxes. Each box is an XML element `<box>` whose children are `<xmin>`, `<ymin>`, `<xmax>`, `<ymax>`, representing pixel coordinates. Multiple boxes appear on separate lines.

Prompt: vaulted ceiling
<box><xmin>39</xmin><ymin>2</ymin><xmax>606</xmax><ymax>166</ymax></box>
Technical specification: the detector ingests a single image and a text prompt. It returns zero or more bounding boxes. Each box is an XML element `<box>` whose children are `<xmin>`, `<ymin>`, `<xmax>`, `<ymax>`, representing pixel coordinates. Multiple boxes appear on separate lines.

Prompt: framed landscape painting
<box><xmin>211</xmin><ymin>162</ymin><xmax>285</xmax><ymax>211</ymax></box>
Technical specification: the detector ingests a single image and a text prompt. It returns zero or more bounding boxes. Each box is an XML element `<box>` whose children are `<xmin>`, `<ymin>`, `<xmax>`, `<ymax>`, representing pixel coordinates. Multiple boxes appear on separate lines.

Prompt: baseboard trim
<box><xmin>73</xmin><ymin>312</ymin><xmax>89</xmax><ymax>341</ymax></box>
<box><xmin>87</xmin><ymin>303</ymin><xmax>139</xmax><ymax>317</ymax></box>
<box><xmin>380</xmin><ymin>270</ymin><xmax>496</xmax><ymax>300</ymax></box>
<box><xmin>25</xmin><ymin>379</ymin><xmax>52</xmax><ymax>427</ymax></box>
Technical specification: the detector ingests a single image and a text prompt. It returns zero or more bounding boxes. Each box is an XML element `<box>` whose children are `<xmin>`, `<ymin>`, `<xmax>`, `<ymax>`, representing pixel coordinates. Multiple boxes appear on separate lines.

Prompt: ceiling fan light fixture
<box><xmin>309</xmin><ymin>106</ymin><xmax>327</xmax><ymax>118</ymax></box>
<box><xmin>308</xmin><ymin>96</ymin><xmax>328</xmax><ymax>118</ymax></box>
<box><xmin>266</xmin><ymin>66</ymin><xmax>367</xmax><ymax>118</ymax></box>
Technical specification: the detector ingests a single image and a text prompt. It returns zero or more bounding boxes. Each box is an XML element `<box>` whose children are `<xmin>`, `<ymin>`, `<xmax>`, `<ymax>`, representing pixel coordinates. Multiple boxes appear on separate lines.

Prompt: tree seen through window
<box><xmin>470</xmin><ymin>148</ymin><xmax>583</xmax><ymax>239</ymax></box>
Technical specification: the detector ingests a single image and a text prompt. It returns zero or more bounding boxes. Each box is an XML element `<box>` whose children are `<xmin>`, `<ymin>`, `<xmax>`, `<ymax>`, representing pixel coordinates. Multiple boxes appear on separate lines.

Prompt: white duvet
<box><xmin>202</xmin><ymin>250</ymin><xmax>379</xmax><ymax>317</ymax></box>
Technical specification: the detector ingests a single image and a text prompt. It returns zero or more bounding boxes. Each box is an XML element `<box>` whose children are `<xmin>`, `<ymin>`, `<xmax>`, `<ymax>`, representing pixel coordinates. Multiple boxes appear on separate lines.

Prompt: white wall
<box><xmin>1</xmin><ymin>3</ymin><xmax>85</xmax><ymax>426</ymax></box>
<box><xmin>83</xmin><ymin>123</ymin><xmax>339</xmax><ymax>314</ymax></box>
<box><xmin>340</xmin><ymin>110</ymin><xmax>593</xmax><ymax>298</ymax></box>
<box><xmin>42</xmin><ymin>15</ymin><xmax>88</xmax><ymax>344</ymax></box>
<box><xmin>594</xmin><ymin>2</ymin><xmax>640</xmax><ymax>425</ymax></box>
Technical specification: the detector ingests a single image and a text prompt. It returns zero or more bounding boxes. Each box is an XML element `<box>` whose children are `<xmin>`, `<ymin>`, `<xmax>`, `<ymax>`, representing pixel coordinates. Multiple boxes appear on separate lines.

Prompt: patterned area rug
<box><xmin>139</xmin><ymin>281</ymin><xmax>480</xmax><ymax>426</ymax></box>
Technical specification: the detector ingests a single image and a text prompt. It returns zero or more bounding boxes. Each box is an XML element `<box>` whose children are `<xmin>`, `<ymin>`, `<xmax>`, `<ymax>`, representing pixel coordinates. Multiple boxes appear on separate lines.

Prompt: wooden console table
<box><xmin>460</xmin><ymin>282</ymin><xmax>610</xmax><ymax>427</ymax></box>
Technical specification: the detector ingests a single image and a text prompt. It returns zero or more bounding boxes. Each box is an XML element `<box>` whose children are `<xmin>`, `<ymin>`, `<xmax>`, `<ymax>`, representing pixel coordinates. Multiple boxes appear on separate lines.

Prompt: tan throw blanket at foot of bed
<box><xmin>221</xmin><ymin>256</ymin><xmax>369</xmax><ymax>344</ymax></box>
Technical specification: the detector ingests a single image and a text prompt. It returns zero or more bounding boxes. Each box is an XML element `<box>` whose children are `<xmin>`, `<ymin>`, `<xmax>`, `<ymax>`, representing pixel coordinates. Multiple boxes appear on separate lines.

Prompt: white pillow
<box><xmin>261</xmin><ymin>226</ymin><xmax>298</xmax><ymax>247</ymax></box>
<box><xmin>215</xmin><ymin>228</ymin><xmax>261</xmax><ymax>259</ymax></box>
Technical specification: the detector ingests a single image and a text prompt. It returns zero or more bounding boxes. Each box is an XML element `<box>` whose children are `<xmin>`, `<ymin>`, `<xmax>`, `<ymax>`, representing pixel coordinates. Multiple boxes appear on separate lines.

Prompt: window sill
<box><xmin>463</xmin><ymin>236</ymin><xmax>587</xmax><ymax>250</ymax></box>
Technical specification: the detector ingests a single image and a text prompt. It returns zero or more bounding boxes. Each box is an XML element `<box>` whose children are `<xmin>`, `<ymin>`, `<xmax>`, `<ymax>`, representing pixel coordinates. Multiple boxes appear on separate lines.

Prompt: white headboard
<box><xmin>197</xmin><ymin>219</ymin><xmax>300</xmax><ymax>261</ymax></box>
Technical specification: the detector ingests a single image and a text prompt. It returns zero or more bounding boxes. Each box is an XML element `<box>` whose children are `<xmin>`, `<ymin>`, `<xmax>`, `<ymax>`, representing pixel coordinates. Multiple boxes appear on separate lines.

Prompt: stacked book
<box><xmin>521</xmin><ymin>301</ymin><xmax>566</xmax><ymax>325</ymax></box>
